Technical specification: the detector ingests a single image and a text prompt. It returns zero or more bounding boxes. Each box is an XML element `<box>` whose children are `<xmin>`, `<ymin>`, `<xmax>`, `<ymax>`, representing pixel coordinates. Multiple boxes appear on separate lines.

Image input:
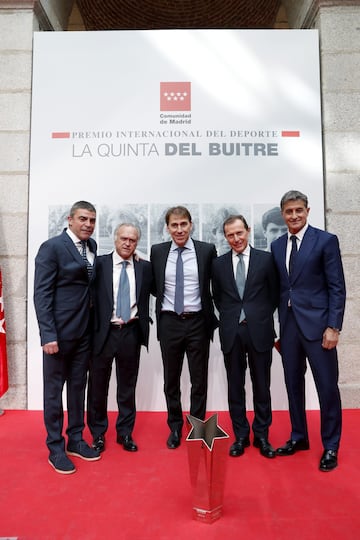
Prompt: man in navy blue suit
<box><xmin>271</xmin><ymin>190</ymin><xmax>346</xmax><ymax>471</ymax></box>
<box><xmin>34</xmin><ymin>201</ymin><xmax>101</xmax><ymax>474</ymax></box>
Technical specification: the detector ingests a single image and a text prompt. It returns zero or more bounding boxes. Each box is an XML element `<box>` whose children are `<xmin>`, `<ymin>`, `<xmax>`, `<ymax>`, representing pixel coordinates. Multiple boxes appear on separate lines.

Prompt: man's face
<box><xmin>68</xmin><ymin>208</ymin><xmax>96</xmax><ymax>241</ymax></box>
<box><xmin>167</xmin><ymin>214</ymin><xmax>192</xmax><ymax>247</ymax></box>
<box><xmin>264</xmin><ymin>222</ymin><xmax>288</xmax><ymax>247</ymax></box>
<box><xmin>281</xmin><ymin>199</ymin><xmax>310</xmax><ymax>234</ymax></box>
<box><xmin>224</xmin><ymin>219</ymin><xmax>250</xmax><ymax>254</ymax></box>
<box><xmin>115</xmin><ymin>225</ymin><xmax>138</xmax><ymax>260</ymax></box>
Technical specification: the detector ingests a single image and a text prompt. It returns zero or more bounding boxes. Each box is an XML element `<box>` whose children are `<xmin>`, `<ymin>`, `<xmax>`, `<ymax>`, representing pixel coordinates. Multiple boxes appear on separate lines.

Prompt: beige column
<box><xmin>0</xmin><ymin>0</ymin><xmax>75</xmax><ymax>409</ymax></box>
<box><xmin>283</xmin><ymin>0</ymin><xmax>360</xmax><ymax>406</ymax></box>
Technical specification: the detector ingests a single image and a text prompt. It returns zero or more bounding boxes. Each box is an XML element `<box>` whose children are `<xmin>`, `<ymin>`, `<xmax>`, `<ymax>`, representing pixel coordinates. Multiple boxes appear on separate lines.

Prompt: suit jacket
<box><xmin>34</xmin><ymin>229</ymin><xmax>97</xmax><ymax>345</ymax></box>
<box><xmin>92</xmin><ymin>253</ymin><xmax>153</xmax><ymax>356</ymax></box>
<box><xmin>271</xmin><ymin>225</ymin><xmax>346</xmax><ymax>341</ymax></box>
<box><xmin>212</xmin><ymin>247</ymin><xmax>278</xmax><ymax>354</ymax></box>
<box><xmin>150</xmin><ymin>239</ymin><xmax>218</xmax><ymax>340</ymax></box>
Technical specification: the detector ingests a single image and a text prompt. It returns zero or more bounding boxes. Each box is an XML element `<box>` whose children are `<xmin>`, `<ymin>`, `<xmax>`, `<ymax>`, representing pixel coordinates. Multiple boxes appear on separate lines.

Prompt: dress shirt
<box><xmin>111</xmin><ymin>252</ymin><xmax>137</xmax><ymax>324</ymax></box>
<box><xmin>285</xmin><ymin>223</ymin><xmax>308</xmax><ymax>272</ymax></box>
<box><xmin>66</xmin><ymin>228</ymin><xmax>95</xmax><ymax>265</ymax></box>
<box><xmin>232</xmin><ymin>245</ymin><xmax>250</xmax><ymax>280</ymax></box>
<box><xmin>162</xmin><ymin>238</ymin><xmax>202</xmax><ymax>313</ymax></box>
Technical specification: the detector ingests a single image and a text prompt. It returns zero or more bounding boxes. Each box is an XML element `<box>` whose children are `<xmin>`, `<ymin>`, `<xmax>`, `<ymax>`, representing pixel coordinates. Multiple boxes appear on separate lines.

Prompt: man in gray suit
<box><xmin>212</xmin><ymin>214</ymin><xmax>278</xmax><ymax>459</ymax></box>
<box><xmin>150</xmin><ymin>206</ymin><xmax>217</xmax><ymax>449</ymax></box>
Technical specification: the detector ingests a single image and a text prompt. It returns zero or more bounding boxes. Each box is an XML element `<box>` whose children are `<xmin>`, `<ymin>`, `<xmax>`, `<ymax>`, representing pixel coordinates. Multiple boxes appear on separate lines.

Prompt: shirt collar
<box><xmin>287</xmin><ymin>223</ymin><xmax>308</xmax><ymax>242</ymax></box>
<box><xmin>112</xmin><ymin>250</ymin><xmax>133</xmax><ymax>266</ymax></box>
<box><xmin>232</xmin><ymin>244</ymin><xmax>251</xmax><ymax>258</ymax></box>
<box><xmin>66</xmin><ymin>227</ymin><xmax>83</xmax><ymax>245</ymax></box>
<box><xmin>171</xmin><ymin>237</ymin><xmax>194</xmax><ymax>251</ymax></box>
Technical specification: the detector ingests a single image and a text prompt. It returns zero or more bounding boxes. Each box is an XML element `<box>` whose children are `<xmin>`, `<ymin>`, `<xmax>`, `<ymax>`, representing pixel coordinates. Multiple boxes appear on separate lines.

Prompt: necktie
<box><xmin>174</xmin><ymin>247</ymin><xmax>185</xmax><ymax>315</ymax></box>
<box><xmin>80</xmin><ymin>241</ymin><xmax>93</xmax><ymax>279</ymax></box>
<box><xmin>236</xmin><ymin>253</ymin><xmax>246</xmax><ymax>323</ymax></box>
<box><xmin>289</xmin><ymin>235</ymin><xmax>298</xmax><ymax>275</ymax></box>
<box><xmin>116</xmin><ymin>261</ymin><xmax>131</xmax><ymax>322</ymax></box>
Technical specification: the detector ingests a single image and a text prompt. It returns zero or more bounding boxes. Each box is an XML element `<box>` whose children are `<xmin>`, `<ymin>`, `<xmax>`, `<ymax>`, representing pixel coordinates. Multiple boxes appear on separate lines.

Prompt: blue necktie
<box><xmin>80</xmin><ymin>241</ymin><xmax>93</xmax><ymax>279</ymax></box>
<box><xmin>116</xmin><ymin>261</ymin><xmax>130</xmax><ymax>322</ymax></box>
<box><xmin>174</xmin><ymin>247</ymin><xmax>185</xmax><ymax>315</ymax></box>
<box><xmin>236</xmin><ymin>253</ymin><xmax>246</xmax><ymax>323</ymax></box>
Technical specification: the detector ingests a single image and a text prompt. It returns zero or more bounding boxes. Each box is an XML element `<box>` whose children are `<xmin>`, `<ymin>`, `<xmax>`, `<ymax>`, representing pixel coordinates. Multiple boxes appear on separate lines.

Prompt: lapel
<box><xmin>291</xmin><ymin>225</ymin><xmax>316</xmax><ymax>283</ymax></box>
<box><xmin>244</xmin><ymin>247</ymin><xmax>257</xmax><ymax>296</ymax></box>
<box><xmin>134</xmin><ymin>258</ymin><xmax>143</xmax><ymax>302</ymax></box>
<box><xmin>274</xmin><ymin>234</ymin><xmax>288</xmax><ymax>279</ymax></box>
<box><xmin>221</xmin><ymin>250</ymin><xmax>238</xmax><ymax>296</ymax></box>
<box><xmin>61</xmin><ymin>230</ymin><xmax>84</xmax><ymax>265</ymax></box>
<box><xmin>193</xmin><ymin>240</ymin><xmax>204</xmax><ymax>291</ymax></box>
<box><xmin>102</xmin><ymin>254</ymin><xmax>114</xmax><ymax>305</ymax></box>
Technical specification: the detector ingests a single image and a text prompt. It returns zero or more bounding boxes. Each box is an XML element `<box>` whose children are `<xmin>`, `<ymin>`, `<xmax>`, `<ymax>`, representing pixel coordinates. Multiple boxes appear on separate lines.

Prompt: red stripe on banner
<box><xmin>52</xmin><ymin>132</ymin><xmax>70</xmax><ymax>139</ymax></box>
<box><xmin>0</xmin><ymin>269</ymin><xmax>9</xmax><ymax>398</ymax></box>
<box><xmin>281</xmin><ymin>131</ymin><xmax>300</xmax><ymax>137</ymax></box>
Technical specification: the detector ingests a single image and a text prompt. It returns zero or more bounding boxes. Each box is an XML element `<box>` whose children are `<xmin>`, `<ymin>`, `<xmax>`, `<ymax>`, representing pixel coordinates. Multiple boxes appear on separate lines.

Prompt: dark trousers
<box><xmin>281</xmin><ymin>308</ymin><xmax>342</xmax><ymax>450</ymax></box>
<box><xmin>159</xmin><ymin>312</ymin><xmax>210</xmax><ymax>432</ymax></box>
<box><xmin>224</xmin><ymin>322</ymin><xmax>272</xmax><ymax>440</ymax></box>
<box><xmin>87</xmin><ymin>323</ymin><xmax>141</xmax><ymax>439</ymax></box>
<box><xmin>43</xmin><ymin>335</ymin><xmax>90</xmax><ymax>455</ymax></box>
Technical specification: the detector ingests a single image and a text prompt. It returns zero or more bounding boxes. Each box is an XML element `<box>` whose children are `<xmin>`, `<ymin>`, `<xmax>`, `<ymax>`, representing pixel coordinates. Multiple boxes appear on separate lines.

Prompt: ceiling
<box><xmin>75</xmin><ymin>0</ymin><xmax>283</xmax><ymax>31</ymax></box>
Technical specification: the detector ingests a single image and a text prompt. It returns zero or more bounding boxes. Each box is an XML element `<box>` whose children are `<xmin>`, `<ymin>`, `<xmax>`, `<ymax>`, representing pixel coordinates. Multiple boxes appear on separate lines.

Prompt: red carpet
<box><xmin>0</xmin><ymin>410</ymin><xmax>359</xmax><ymax>539</ymax></box>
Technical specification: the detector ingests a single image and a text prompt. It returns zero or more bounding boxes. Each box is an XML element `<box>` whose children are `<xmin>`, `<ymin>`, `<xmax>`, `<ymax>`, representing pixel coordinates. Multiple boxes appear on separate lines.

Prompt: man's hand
<box><xmin>322</xmin><ymin>328</ymin><xmax>339</xmax><ymax>350</ymax></box>
<box><xmin>42</xmin><ymin>341</ymin><xmax>59</xmax><ymax>355</ymax></box>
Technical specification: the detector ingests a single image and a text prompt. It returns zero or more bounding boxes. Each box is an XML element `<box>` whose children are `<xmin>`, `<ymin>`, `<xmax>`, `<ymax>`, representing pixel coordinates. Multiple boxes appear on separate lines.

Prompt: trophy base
<box><xmin>192</xmin><ymin>505</ymin><xmax>223</xmax><ymax>524</ymax></box>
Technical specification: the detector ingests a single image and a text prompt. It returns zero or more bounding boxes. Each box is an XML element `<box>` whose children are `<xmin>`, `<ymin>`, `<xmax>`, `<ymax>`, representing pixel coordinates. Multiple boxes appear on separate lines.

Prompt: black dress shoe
<box><xmin>319</xmin><ymin>449</ymin><xmax>338</xmax><ymax>472</ymax></box>
<box><xmin>167</xmin><ymin>430</ymin><xmax>182</xmax><ymax>449</ymax></box>
<box><xmin>92</xmin><ymin>435</ymin><xmax>105</xmax><ymax>453</ymax></box>
<box><xmin>253</xmin><ymin>437</ymin><xmax>276</xmax><ymax>459</ymax></box>
<box><xmin>117</xmin><ymin>434</ymin><xmax>138</xmax><ymax>452</ymax></box>
<box><xmin>229</xmin><ymin>437</ymin><xmax>250</xmax><ymax>457</ymax></box>
<box><xmin>276</xmin><ymin>439</ymin><xmax>310</xmax><ymax>456</ymax></box>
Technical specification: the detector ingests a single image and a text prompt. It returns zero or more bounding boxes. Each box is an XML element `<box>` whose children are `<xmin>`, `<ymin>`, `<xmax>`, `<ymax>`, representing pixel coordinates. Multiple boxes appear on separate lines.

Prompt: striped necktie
<box><xmin>80</xmin><ymin>241</ymin><xmax>93</xmax><ymax>279</ymax></box>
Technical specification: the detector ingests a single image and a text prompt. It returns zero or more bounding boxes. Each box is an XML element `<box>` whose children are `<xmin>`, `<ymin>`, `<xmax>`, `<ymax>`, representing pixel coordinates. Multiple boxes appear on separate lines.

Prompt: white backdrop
<box><xmin>28</xmin><ymin>29</ymin><xmax>324</xmax><ymax>411</ymax></box>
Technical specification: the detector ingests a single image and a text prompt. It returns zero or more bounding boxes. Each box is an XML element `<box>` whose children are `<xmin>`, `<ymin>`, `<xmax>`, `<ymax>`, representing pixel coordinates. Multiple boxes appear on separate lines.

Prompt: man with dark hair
<box><xmin>271</xmin><ymin>190</ymin><xmax>346</xmax><ymax>471</ymax></box>
<box><xmin>34</xmin><ymin>200</ymin><xmax>101</xmax><ymax>474</ymax></box>
<box><xmin>151</xmin><ymin>206</ymin><xmax>217</xmax><ymax>449</ymax></box>
<box><xmin>261</xmin><ymin>206</ymin><xmax>287</xmax><ymax>251</ymax></box>
<box><xmin>212</xmin><ymin>214</ymin><xmax>278</xmax><ymax>458</ymax></box>
<box><xmin>87</xmin><ymin>223</ymin><xmax>153</xmax><ymax>454</ymax></box>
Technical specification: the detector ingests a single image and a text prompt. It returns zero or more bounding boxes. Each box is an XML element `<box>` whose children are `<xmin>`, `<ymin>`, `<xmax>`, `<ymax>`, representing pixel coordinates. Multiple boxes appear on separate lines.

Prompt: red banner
<box><xmin>0</xmin><ymin>269</ymin><xmax>9</xmax><ymax>398</ymax></box>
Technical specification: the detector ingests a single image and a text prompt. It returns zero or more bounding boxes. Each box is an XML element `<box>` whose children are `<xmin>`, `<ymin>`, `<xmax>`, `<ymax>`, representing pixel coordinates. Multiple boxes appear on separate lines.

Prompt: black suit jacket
<box><xmin>92</xmin><ymin>253</ymin><xmax>153</xmax><ymax>356</ymax></box>
<box><xmin>212</xmin><ymin>247</ymin><xmax>278</xmax><ymax>354</ymax></box>
<box><xmin>150</xmin><ymin>239</ymin><xmax>218</xmax><ymax>340</ymax></box>
<box><xmin>34</xmin><ymin>229</ymin><xmax>97</xmax><ymax>345</ymax></box>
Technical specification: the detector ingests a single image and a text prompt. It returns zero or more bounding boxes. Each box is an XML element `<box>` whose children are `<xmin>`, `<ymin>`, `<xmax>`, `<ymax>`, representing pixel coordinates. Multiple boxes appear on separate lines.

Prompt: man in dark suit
<box><xmin>87</xmin><ymin>223</ymin><xmax>153</xmax><ymax>453</ymax></box>
<box><xmin>150</xmin><ymin>206</ymin><xmax>217</xmax><ymax>449</ymax></box>
<box><xmin>212</xmin><ymin>214</ymin><xmax>279</xmax><ymax>458</ymax></box>
<box><xmin>271</xmin><ymin>190</ymin><xmax>346</xmax><ymax>471</ymax></box>
<box><xmin>34</xmin><ymin>201</ymin><xmax>101</xmax><ymax>474</ymax></box>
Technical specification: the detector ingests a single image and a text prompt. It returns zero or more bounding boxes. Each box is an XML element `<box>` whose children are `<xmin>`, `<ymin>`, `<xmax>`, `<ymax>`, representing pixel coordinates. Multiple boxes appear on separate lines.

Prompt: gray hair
<box><xmin>280</xmin><ymin>190</ymin><xmax>308</xmax><ymax>210</ymax></box>
<box><xmin>114</xmin><ymin>222</ymin><xmax>141</xmax><ymax>241</ymax></box>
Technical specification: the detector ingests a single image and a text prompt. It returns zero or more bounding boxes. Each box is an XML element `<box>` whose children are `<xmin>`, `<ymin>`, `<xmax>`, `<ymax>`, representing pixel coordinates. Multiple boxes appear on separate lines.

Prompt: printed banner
<box><xmin>28</xmin><ymin>29</ymin><xmax>323</xmax><ymax>410</ymax></box>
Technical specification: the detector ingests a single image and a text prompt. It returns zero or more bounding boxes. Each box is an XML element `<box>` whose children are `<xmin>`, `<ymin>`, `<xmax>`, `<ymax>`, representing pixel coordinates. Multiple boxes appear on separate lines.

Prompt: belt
<box><xmin>111</xmin><ymin>319</ymin><xmax>139</xmax><ymax>329</ymax></box>
<box><xmin>161</xmin><ymin>310</ymin><xmax>202</xmax><ymax>320</ymax></box>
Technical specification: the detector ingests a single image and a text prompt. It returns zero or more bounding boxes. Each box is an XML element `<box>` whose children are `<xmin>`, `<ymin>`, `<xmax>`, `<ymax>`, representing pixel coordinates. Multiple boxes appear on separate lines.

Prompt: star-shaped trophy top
<box><xmin>186</xmin><ymin>413</ymin><xmax>229</xmax><ymax>451</ymax></box>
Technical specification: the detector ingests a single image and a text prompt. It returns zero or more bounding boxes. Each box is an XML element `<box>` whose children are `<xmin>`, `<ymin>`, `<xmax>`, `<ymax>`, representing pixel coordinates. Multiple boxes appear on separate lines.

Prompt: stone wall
<box><xmin>0</xmin><ymin>0</ymin><xmax>359</xmax><ymax>409</ymax></box>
